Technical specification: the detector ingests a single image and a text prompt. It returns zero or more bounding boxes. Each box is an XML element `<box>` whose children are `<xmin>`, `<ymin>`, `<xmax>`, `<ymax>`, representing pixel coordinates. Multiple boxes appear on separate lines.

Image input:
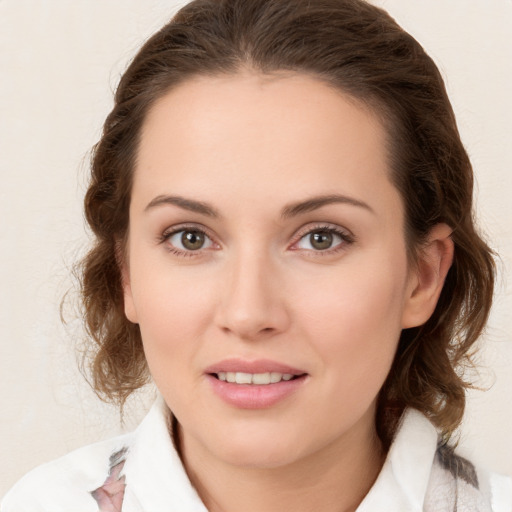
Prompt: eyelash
<box><xmin>159</xmin><ymin>223</ymin><xmax>218</xmax><ymax>258</ymax></box>
<box><xmin>158</xmin><ymin>223</ymin><xmax>355</xmax><ymax>258</ymax></box>
<box><xmin>291</xmin><ymin>223</ymin><xmax>355</xmax><ymax>256</ymax></box>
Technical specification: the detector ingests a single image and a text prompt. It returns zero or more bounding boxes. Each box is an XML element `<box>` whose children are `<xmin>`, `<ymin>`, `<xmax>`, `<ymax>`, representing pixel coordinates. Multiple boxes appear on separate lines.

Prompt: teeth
<box><xmin>252</xmin><ymin>373</ymin><xmax>271</xmax><ymax>385</ymax></box>
<box><xmin>270</xmin><ymin>372</ymin><xmax>282</xmax><ymax>383</ymax></box>
<box><xmin>235</xmin><ymin>372</ymin><xmax>252</xmax><ymax>384</ymax></box>
<box><xmin>216</xmin><ymin>372</ymin><xmax>297</xmax><ymax>384</ymax></box>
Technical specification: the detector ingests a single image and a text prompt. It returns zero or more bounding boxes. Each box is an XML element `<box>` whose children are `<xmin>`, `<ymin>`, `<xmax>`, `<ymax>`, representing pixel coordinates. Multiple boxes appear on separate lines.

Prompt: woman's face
<box><xmin>123</xmin><ymin>72</ymin><xmax>422</xmax><ymax>468</ymax></box>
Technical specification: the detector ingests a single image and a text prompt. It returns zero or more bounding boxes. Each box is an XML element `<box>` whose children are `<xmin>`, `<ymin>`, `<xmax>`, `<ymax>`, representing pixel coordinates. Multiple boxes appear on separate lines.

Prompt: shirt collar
<box><xmin>122</xmin><ymin>395</ymin><xmax>208</xmax><ymax>511</ymax></box>
<box><xmin>123</xmin><ymin>398</ymin><xmax>437</xmax><ymax>512</ymax></box>
<box><xmin>357</xmin><ymin>408</ymin><xmax>438</xmax><ymax>512</ymax></box>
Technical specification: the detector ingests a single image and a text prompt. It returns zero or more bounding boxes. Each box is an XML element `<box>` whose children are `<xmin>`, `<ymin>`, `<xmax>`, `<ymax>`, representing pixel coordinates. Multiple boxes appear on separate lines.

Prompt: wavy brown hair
<box><xmin>80</xmin><ymin>0</ymin><xmax>495</xmax><ymax>443</ymax></box>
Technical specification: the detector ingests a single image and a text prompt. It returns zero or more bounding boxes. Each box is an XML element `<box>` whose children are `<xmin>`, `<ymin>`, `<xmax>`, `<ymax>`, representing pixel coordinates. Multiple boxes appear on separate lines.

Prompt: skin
<box><xmin>123</xmin><ymin>72</ymin><xmax>453</xmax><ymax>512</ymax></box>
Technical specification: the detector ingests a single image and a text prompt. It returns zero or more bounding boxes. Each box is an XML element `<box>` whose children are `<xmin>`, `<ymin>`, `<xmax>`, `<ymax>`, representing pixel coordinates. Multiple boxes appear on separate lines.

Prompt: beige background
<box><xmin>1</xmin><ymin>0</ymin><xmax>511</xmax><ymax>497</ymax></box>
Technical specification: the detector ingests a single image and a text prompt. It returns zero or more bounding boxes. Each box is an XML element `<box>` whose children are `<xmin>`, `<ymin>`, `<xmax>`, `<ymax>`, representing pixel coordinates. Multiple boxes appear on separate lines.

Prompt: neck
<box><xmin>179</xmin><ymin>410</ymin><xmax>385</xmax><ymax>512</ymax></box>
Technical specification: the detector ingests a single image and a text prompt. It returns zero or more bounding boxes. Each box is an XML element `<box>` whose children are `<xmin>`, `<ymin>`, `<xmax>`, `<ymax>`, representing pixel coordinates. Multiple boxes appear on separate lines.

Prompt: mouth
<box><xmin>211</xmin><ymin>371</ymin><xmax>305</xmax><ymax>385</ymax></box>
<box><xmin>204</xmin><ymin>359</ymin><xmax>308</xmax><ymax>408</ymax></box>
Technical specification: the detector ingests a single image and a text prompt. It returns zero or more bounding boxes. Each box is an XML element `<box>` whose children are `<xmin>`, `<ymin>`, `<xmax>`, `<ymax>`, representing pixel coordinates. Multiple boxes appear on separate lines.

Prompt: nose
<box><xmin>214</xmin><ymin>250</ymin><xmax>290</xmax><ymax>341</ymax></box>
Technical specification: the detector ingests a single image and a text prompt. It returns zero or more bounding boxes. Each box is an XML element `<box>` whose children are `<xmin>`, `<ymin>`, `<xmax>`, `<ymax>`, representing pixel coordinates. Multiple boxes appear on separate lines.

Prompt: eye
<box><xmin>165</xmin><ymin>228</ymin><xmax>214</xmax><ymax>252</ymax></box>
<box><xmin>298</xmin><ymin>230</ymin><xmax>337</xmax><ymax>250</ymax></box>
<box><xmin>294</xmin><ymin>226</ymin><xmax>354</xmax><ymax>253</ymax></box>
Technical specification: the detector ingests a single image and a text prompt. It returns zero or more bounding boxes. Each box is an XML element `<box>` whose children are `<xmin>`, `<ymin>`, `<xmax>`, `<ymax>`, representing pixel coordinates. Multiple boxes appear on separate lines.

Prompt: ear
<box><xmin>116</xmin><ymin>239</ymin><xmax>139</xmax><ymax>324</ymax></box>
<box><xmin>401</xmin><ymin>223</ymin><xmax>454</xmax><ymax>329</ymax></box>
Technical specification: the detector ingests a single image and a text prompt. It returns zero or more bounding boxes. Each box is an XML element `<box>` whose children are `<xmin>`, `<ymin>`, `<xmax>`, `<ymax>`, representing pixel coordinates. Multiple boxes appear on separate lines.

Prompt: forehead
<box><xmin>139</xmin><ymin>71</ymin><xmax>387</xmax><ymax>162</ymax></box>
<box><xmin>134</xmin><ymin>72</ymin><xmax>401</xmax><ymax>221</ymax></box>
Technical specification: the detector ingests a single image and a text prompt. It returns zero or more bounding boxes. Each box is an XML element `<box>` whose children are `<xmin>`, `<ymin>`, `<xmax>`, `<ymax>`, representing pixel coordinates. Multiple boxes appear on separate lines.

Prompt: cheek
<box><xmin>129</xmin><ymin>261</ymin><xmax>218</xmax><ymax>371</ymax></box>
<box><xmin>296</xmin><ymin>253</ymin><xmax>408</xmax><ymax>385</ymax></box>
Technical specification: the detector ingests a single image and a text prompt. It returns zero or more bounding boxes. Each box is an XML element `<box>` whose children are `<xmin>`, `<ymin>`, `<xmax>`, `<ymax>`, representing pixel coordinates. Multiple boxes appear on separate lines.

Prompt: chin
<box><xmin>207</xmin><ymin>420</ymin><xmax>320</xmax><ymax>469</ymax></box>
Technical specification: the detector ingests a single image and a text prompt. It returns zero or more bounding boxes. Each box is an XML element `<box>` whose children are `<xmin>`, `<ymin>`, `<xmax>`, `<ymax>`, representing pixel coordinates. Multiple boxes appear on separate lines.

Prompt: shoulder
<box><xmin>1</xmin><ymin>433</ymin><xmax>133</xmax><ymax>512</ymax></box>
<box><xmin>425</xmin><ymin>435</ymin><xmax>512</xmax><ymax>512</ymax></box>
<box><xmin>370</xmin><ymin>409</ymin><xmax>511</xmax><ymax>512</ymax></box>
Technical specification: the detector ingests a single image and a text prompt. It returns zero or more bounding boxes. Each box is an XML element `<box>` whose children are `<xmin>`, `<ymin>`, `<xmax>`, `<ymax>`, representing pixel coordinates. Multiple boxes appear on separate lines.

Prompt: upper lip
<box><xmin>204</xmin><ymin>358</ymin><xmax>306</xmax><ymax>376</ymax></box>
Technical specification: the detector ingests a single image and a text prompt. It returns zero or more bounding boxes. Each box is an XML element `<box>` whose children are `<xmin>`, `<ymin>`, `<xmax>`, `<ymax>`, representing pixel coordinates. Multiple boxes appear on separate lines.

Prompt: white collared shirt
<box><xmin>2</xmin><ymin>396</ymin><xmax>510</xmax><ymax>511</ymax></box>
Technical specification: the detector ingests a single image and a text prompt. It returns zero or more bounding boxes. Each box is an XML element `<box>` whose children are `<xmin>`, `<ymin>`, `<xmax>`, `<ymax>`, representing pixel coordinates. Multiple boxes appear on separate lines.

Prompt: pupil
<box><xmin>311</xmin><ymin>231</ymin><xmax>332</xmax><ymax>250</ymax></box>
<box><xmin>182</xmin><ymin>231</ymin><xmax>204</xmax><ymax>250</ymax></box>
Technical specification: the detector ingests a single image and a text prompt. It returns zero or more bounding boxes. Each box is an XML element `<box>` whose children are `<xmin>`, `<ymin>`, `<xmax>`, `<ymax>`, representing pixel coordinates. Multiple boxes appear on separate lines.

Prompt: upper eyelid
<box><xmin>161</xmin><ymin>222</ymin><xmax>351</xmax><ymax>236</ymax></box>
<box><xmin>292</xmin><ymin>222</ymin><xmax>354</xmax><ymax>241</ymax></box>
<box><xmin>162</xmin><ymin>222</ymin><xmax>216</xmax><ymax>239</ymax></box>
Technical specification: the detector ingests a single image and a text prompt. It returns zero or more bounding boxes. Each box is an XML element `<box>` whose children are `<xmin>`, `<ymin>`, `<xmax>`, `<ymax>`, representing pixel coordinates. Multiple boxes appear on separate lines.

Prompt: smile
<box><xmin>214</xmin><ymin>372</ymin><xmax>298</xmax><ymax>385</ymax></box>
<box><xmin>205</xmin><ymin>360</ymin><xmax>308</xmax><ymax>408</ymax></box>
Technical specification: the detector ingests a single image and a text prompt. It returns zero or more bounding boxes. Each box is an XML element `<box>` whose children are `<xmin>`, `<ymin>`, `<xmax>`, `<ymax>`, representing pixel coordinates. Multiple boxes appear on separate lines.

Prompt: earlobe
<box><xmin>401</xmin><ymin>223</ymin><xmax>454</xmax><ymax>329</ymax></box>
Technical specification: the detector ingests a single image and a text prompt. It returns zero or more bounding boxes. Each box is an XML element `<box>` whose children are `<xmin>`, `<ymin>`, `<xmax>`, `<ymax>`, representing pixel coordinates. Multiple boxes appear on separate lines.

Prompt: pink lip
<box><xmin>204</xmin><ymin>358</ymin><xmax>305</xmax><ymax>375</ymax></box>
<box><xmin>204</xmin><ymin>358</ymin><xmax>308</xmax><ymax>409</ymax></box>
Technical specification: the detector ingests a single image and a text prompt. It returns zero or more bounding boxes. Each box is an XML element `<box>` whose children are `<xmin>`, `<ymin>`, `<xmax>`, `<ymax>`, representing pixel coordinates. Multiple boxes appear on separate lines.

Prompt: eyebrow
<box><xmin>144</xmin><ymin>195</ymin><xmax>220</xmax><ymax>218</ymax></box>
<box><xmin>144</xmin><ymin>193</ymin><xmax>374</xmax><ymax>219</ymax></box>
<box><xmin>280</xmin><ymin>194</ymin><xmax>375</xmax><ymax>219</ymax></box>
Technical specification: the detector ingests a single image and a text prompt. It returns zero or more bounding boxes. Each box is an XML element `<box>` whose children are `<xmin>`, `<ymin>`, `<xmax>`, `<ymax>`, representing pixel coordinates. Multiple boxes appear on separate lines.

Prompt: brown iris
<box><xmin>310</xmin><ymin>230</ymin><xmax>333</xmax><ymax>250</ymax></box>
<box><xmin>181</xmin><ymin>230</ymin><xmax>205</xmax><ymax>250</ymax></box>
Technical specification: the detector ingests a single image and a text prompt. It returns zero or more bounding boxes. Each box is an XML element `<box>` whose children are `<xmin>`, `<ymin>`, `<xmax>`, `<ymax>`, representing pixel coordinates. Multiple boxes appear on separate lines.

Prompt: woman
<box><xmin>2</xmin><ymin>0</ymin><xmax>510</xmax><ymax>510</ymax></box>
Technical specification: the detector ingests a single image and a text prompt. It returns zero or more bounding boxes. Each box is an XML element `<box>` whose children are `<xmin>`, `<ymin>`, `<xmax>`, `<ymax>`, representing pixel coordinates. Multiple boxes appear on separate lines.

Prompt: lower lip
<box><xmin>206</xmin><ymin>374</ymin><xmax>307</xmax><ymax>409</ymax></box>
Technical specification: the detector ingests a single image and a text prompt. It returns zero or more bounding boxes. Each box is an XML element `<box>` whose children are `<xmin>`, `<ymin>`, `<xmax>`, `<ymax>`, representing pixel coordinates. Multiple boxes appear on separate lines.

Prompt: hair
<box><xmin>80</xmin><ymin>0</ymin><xmax>495</xmax><ymax>444</ymax></box>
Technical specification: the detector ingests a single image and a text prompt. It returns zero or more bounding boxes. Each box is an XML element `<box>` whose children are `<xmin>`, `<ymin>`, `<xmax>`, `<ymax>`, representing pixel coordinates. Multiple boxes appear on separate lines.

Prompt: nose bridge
<box><xmin>216</xmin><ymin>244</ymin><xmax>287</xmax><ymax>339</ymax></box>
